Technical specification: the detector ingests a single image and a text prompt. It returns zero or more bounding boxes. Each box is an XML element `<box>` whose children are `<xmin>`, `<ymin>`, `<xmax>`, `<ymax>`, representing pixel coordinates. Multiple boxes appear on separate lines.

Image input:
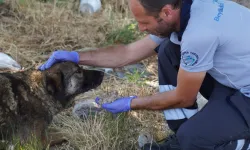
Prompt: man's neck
<box><xmin>175</xmin><ymin>9</ymin><xmax>181</xmax><ymax>33</ymax></box>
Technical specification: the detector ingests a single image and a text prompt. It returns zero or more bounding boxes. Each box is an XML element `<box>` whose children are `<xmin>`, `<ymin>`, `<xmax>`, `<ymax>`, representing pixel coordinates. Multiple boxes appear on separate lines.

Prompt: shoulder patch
<box><xmin>181</xmin><ymin>51</ymin><xmax>199</xmax><ymax>66</ymax></box>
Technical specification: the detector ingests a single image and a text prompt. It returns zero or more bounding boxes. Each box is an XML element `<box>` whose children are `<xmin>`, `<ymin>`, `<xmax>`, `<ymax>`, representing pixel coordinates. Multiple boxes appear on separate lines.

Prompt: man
<box><xmin>39</xmin><ymin>0</ymin><xmax>250</xmax><ymax>149</ymax></box>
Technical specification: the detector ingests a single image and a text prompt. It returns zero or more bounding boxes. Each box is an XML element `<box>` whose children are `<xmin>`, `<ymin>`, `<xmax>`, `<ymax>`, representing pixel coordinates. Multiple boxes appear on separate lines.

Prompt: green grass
<box><xmin>126</xmin><ymin>68</ymin><xmax>147</xmax><ymax>86</ymax></box>
<box><xmin>105</xmin><ymin>22</ymin><xmax>145</xmax><ymax>46</ymax></box>
<box><xmin>12</xmin><ymin>136</ymin><xmax>48</xmax><ymax>150</ymax></box>
<box><xmin>0</xmin><ymin>134</ymin><xmax>49</xmax><ymax>150</ymax></box>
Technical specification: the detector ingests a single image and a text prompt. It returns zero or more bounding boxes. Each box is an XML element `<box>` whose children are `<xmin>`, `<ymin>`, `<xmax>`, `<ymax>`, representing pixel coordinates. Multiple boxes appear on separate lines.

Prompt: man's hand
<box><xmin>38</xmin><ymin>50</ymin><xmax>79</xmax><ymax>71</ymax></box>
<box><xmin>95</xmin><ymin>96</ymin><xmax>137</xmax><ymax>114</ymax></box>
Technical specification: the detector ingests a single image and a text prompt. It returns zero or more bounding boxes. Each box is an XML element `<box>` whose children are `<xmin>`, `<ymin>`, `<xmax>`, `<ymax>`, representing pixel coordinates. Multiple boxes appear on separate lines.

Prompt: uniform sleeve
<box><xmin>149</xmin><ymin>34</ymin><xmax>167</xmax><ymax>45</ymax></box>
<box><xmin>180</xmin><ymin>28</ymin><xmax>219</xmax><ymax>72</ymax></box>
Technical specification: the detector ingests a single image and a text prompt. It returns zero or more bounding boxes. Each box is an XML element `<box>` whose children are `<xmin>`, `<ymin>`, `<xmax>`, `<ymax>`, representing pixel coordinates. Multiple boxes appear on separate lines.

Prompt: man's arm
<box><xmin>38</xmin><ymin>35</ymin><xmax>163</xmax><ymax>71</ymax></box>
<box><xmin>130</xmin><ymin>28</ymin><xmax>218</xmax><ymax>111</ymax></box>
<box><xmin>131</xmin><ymin>68</ymin><xmax>206</xmax><ymax>110</ymax></box>
<box><xmin>78</xmin><ymin>35</ymin><xmax>158</xmax><ymax>68</ymax></box>
<box><xmin>96</xmin><ymin>28</ymin><xmax>218</xmax><ymax>114</ymax></box>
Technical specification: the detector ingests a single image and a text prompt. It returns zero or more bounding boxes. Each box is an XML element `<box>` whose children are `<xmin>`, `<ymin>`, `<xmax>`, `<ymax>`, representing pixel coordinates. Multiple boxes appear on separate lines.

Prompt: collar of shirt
<box><xmin>177</xmin><ymin>0</ymin><xmax>193</xmax><ymax>41</ymax></box>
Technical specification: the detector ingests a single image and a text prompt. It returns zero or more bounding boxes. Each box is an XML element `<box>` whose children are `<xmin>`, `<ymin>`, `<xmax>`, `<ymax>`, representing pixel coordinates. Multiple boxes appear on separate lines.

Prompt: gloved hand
<box><xmin>38</xmin><ymin>50</ymin><xmax>79</xmax><ymax>71</ymax></box>
<box><xmin>95</xmin><ymin>96</ymin><xmax>137</xmax><ymax>114</ymax></box>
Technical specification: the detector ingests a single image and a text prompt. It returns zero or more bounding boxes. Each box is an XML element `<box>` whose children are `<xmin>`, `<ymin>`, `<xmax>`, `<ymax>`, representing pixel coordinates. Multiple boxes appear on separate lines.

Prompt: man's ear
<box><xmin>159</xmin><ymin>5</ymin><xmax>174</xmax><ymax>20</ymax></box>
<box><xmin>44</xmin><ymin>70</ymin><xmax>63</xmax><ymax>95</ymax></box>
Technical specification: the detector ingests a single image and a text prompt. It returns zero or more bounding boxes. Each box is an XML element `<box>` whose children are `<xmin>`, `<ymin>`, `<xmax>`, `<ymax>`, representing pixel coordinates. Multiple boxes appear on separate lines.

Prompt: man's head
<box><xmin>129</xmin><ymin>0</ymin><xmax>181</xmax><ymax>37</ymax></box>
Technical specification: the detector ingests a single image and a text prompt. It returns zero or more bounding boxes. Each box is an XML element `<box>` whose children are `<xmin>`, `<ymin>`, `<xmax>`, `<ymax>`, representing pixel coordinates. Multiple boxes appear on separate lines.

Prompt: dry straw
<box><xmin>0</xmin><ymin>0</ymin><xmax>168</xmax><ymax>149</ymax></box>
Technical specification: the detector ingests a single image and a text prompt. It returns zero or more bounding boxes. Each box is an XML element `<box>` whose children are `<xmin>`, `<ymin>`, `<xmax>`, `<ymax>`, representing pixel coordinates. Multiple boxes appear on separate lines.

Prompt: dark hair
<box><xmin>138</xmin><ymin>0</ymin><xmax>182</xmax><ymax>16</ymax></box>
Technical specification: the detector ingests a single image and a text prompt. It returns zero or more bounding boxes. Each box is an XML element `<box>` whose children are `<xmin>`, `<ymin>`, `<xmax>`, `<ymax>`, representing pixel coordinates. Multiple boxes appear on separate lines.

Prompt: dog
<box><xmin>0</xmin><ymin>61</ymin><xmax>104</xmax><ymax>147</ymax></box>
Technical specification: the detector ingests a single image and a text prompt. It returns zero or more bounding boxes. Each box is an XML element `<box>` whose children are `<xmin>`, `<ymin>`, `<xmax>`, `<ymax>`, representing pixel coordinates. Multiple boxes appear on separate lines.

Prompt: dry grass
<box><xmin>0</xmin><ymin>0</ymin><xmax>167</xmax><ymax>149</ymax></box>
<box><xmin>49</xmin><ymin>76</ymin><xmax>169</xmax><ymax>150</ymax></box>
<box><xmin>0</xmin><ymin>0</ymin><xmax>136</xmax><ymax>68</ymax></box>
<box><xmin>1</xmin><ymin>0</ymin><xmax>249</xmax><ymax>149</ymax></box>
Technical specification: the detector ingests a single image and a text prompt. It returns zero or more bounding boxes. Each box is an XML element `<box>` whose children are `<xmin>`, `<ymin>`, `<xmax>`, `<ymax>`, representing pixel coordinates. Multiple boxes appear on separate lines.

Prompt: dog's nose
<box><xmin>84</xmin><ymin>69</ymin><xmax>104</xmax><ymax>83</ymax></box>
<box><xmin>81</xmin><ymin>69</ymin><xmax>104</xmax><ymax>91</ymax></box>
<box><xmin>92</xmin><ymin>70</ymin><xmax>104</xmax><ymax>81</ymax></box>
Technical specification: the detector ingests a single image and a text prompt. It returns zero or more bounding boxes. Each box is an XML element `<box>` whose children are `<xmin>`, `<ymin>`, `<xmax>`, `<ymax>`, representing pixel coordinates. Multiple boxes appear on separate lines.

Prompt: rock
<box><xmin>124</xmin><ymin>63</ymin><xmax>152</xmax><ymax>78</ymax></box>
<box><xmin>103</xmin><ymin>68</ymin><xmax>113</xmax><ymax>73</ymax></box>
<box><xmin>124</xmin><ymin>63</ymin><xmax>145</xmax><ymax>73</ymax></box>
<box><xmin>137</xmin><ymin>132</ymin><xmax>154</xmax><ymax>148</ymax></box>
<box><xmin>72</xmin><ymin>100</ymin><xmax>102</xmax><ymax>119</ymax></box>
<box><xmin>116</xmin><ymin>71</ymin><xmax>126</xmax><ymax>78</ymax></box>
<box><xmin>72</xmin><ymin>91</ymin><xmax>120</xmax><ymax>119</ymax></box>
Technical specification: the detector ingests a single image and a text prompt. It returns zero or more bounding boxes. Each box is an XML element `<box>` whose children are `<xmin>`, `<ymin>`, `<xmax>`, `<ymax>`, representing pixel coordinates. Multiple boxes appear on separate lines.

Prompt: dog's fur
<box><xmin>0</xmin><ymin>61</ymin><xmax>103</xmax><ymax>146</ymax></box>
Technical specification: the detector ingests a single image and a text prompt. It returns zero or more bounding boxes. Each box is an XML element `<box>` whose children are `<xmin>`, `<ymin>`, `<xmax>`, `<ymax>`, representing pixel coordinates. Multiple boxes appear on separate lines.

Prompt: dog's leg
<box><xmin>17</xmin><ymin>119</ymin><xmax>48</xmax><ymax>149</ymax></box>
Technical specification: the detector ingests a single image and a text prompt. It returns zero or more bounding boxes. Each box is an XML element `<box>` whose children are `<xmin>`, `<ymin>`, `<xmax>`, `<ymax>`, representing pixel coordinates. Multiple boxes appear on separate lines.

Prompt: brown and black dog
<box><xmin>0</xmin><ymin>61</ymin><xmax>103</xmax><ymax>147</ymax></box>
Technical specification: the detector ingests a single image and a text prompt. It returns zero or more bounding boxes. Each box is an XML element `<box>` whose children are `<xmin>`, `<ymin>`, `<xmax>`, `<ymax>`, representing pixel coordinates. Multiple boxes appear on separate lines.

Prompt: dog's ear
<box><xmin>44</xmin><ymin>71</ymin><xmax>63</xmax><ymax>95</ymax></box>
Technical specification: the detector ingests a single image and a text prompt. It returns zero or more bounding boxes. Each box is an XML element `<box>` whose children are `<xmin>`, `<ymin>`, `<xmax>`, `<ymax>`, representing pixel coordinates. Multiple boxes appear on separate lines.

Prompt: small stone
<box><xmin>116</xmin><ymin>71</ymin><xmax>126</xmax><ymax>78</ymax></box>
<box><xmin>125</xmin><ymin>63</ymin><xmax>145</xmax><ymax>73</ymax></box>
<box><xmin>72</xmin><ymin>91</ymin><xmax>120</xmax><ymax>119</ymax></box>
<box><xmin>104</xmin><ymin>68</ymin><xmax>113</xmax><ymax>73</ymax></box>
<box><xmin>137</xmin><ymin>132</ymin><xmax>154</xmax><ymax>148</ymax></box>
<box><xmin>72</xmin><ymin>100</ymin><xmax>102</xmax><ymax>119</ymax></box>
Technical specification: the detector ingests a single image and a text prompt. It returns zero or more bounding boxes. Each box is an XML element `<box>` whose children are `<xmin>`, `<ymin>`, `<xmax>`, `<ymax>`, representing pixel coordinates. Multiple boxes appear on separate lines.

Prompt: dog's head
<box><xmin>43</xmin><ymin>62</ymin><xmax>104</xmax><ymax>106</ymax></box>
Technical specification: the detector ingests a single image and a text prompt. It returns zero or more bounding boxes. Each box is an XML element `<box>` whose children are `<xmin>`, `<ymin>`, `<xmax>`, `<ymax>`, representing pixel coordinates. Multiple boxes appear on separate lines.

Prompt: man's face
<box><xmin>129</xmin><ymin>0</ymin><xmax>179</xmax><ymax>37</ymax></box>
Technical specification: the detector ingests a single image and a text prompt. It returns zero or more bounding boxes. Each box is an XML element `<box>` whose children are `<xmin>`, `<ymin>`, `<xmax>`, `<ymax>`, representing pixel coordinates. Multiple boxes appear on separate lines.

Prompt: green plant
<box><xmin>126</xmin><ymin>68</ymin><xmax>147</xmax><ymax>86</ymax></box>
<box><xmin>13</xmin><ymin>135</ymin><xmax>47</xmax><ymax>150</ymax></box>
<box><xmin>0</xmin><ymin>134</ymin><xmax>49</xmax><ymax>150</ymax></box>
<box><xmin>105</xmin><ymin>22</ymin><xmax>144</xmax><ymax>45</ymax></box>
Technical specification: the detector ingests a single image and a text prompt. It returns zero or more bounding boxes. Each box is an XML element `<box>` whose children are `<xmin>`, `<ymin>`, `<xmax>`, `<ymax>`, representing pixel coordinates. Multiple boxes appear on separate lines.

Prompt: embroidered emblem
<box><xmin>181</xmin><ymin>51</ymin><xmax>199</xmax><ymax>66</ymax></box>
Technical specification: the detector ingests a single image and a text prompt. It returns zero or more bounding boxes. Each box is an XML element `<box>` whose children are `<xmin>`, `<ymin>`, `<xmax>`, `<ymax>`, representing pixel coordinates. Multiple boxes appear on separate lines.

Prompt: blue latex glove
<box><xmin>38</xmin><ymin>50</ymin><xmax>79</xmax><ymax>71</ymax></box>
<box><xmin>95</xmin><ymin>96</ymin><xmax>137</xmax><ymax>114</ymax></box>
